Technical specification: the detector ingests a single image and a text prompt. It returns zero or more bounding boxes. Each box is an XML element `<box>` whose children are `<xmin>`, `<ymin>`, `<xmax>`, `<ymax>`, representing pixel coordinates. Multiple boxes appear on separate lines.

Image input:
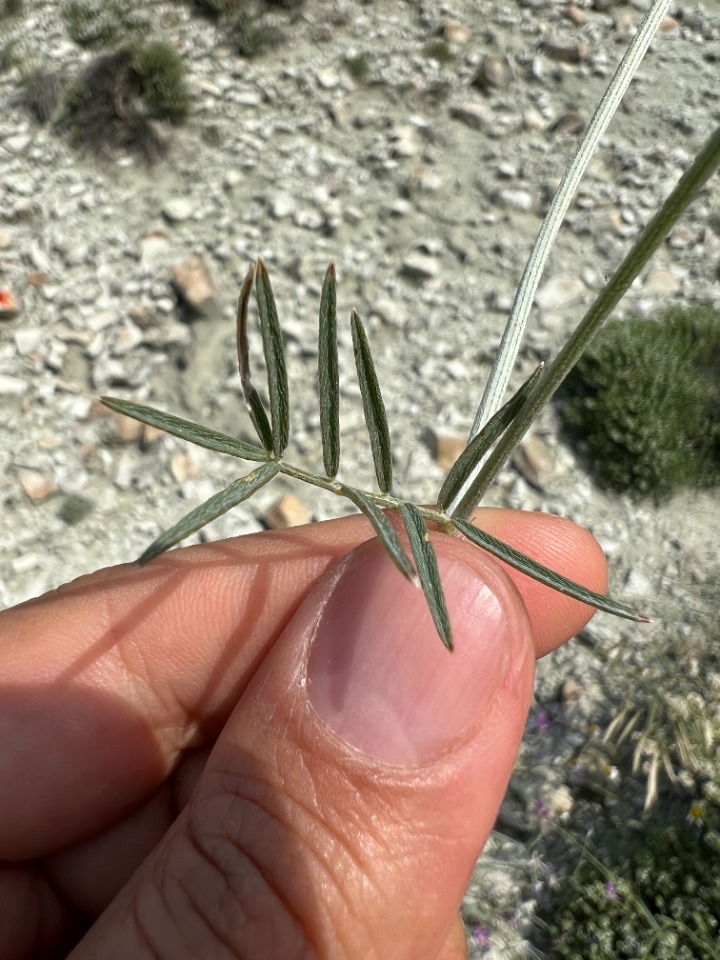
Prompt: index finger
<box><xmin>0</xmin><ymin>509</ymin><xmax>607</xmax><ymax>858</ymax></box>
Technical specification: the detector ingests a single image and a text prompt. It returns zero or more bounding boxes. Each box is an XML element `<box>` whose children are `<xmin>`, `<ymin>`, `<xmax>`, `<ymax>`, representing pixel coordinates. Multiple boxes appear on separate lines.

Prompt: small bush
<box><xmin>548</xmin><ymin>822</ymin><xmax>720</xmax><ymax>959</ymax></box>
<box><xmin>21</xmin><ymin>68</ymin><xmax>64</xmax><ymax>123</ymax></box>
<box><xmin>188</xmin><ymin>0</ymin><xmax>243</xmax><ymax>17</ymax></box>
<box><xmin>556</xmin><ymin>305</ymin><xmax>720</xmax><ymax>500</ymax></box>
<box><xmin>424</xmin><ymin>40</ymin><xmax>454</xmax><ymax>64</ymax></box>
<box><xmin>228</xmin><ymin>14</ymin><xmax>284</xmax><ymax>57</ymax></box>
<box><xmin>58</xmin><ymin>494</ymin><xmax>94</xmax><ymax>525</ymax></box>
<box><xmin>131</xmin><ymin>41</ymin><xmax>190</xmax><ymax>124</ymax></box>
<box><xmin>1</xmin><ymin>0</ymin><xmax>24</xmax><ymax>18</ymax></box>
<box><xmin>343</xmin><ymin>53</ymin><xmax>370</xmax><ymax>83</ymax></box>
<box><xmin>64</xmin><ymin>0</ymin><xmax>149</xmax><ymax>49</ymax></box>
<box><xmin>64</xmin><ymin>43</ymin><xmax>191</xmax><ymax>162</ymax></box>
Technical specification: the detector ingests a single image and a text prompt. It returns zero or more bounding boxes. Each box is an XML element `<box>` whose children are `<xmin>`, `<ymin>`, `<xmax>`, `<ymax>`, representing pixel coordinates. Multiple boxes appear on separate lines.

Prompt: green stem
<box><xmin>460</xmin><ymin>124</ymin><xmax>720</xmax><ymax>507</ymax></box>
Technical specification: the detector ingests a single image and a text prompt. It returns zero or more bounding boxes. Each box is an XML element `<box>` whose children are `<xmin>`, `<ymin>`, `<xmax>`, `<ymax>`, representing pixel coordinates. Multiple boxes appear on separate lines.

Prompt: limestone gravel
<box><xmin>1</xmin><ymin>0</ymin><xmax>719</xmax><ymax>955</ymax></box>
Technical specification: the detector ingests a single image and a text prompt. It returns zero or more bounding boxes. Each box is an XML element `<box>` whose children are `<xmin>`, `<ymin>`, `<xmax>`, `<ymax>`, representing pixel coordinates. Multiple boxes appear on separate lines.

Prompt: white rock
<box><xmin>140</xmin><ymin>235</ymin><xmax>170</xmax><ymax>263</ymax></box>
<box><xmin>445</xmin><ymin>358</ymin><xmax>469</xmax><ymax>380</ymax></box>
<box><xmin>14</xmin><ymin>328</ymin><xmax>42</xmax><ymax>354</ymax></box>
<box><xmin>223</xmin><ymin>169</ymin><xmax>243</xmax><ymax>188</ymax></box>
<box><xmin>4</xmin><ymin>134</ymin><xmax>31</xmax><ymax>154</ymax></box>
<box><xmin>535</xmin><ymin>274</ymin><xmax>586</xmax><ymax>310</ymax></box>
<box><xmin>496</xmin><ymin>189</ymin><xmax>534</xmax><ymax>211</ymax></box>
<box><xmin>162</xmin><ymin>198</ymin><xmax>195</xmax><ymax>223</ymax></box>
<box><xmin>317</xmin><ymin>67</ymin><xmax>339</xmax><ymax>89</ymax></box>
<box><xmin>624</xmin><ymin>568</ymin><xmax>653</xmax><ymax>596</ymax></box>
<box><xmin>449</xmin><ymin>100</ymin><xmax>494</xmax><ymax>131</ymax></box>
<box><xmin>270</xmin><ymin>193</ymin><xmax>296</xmax><ymax>220</ymax></box>
<box><xmin>400</xmin><ymin>252</ymin><xmax>439</xmax><ymax>280</ymax></box>
<box><xmin>0</xmin><ymin>374</ymin><xmax>27</xmax><ymax>396</ymax></box>
<box><xmin>294</xmin><ymin>208</ymin><xmax>324</xmax><ymax>230</ymax></box>
<box><xmin>642</xmin><ymin>268</ymin><xmax>681</xmax><ymax>295</ymax></box>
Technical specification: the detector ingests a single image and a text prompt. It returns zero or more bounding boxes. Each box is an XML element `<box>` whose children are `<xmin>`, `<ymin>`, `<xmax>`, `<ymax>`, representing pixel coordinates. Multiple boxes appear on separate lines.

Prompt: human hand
<box><xmin>0</xmin><ymin>508</ymin><xmax>607</xmax><ymax>960</ymax></box>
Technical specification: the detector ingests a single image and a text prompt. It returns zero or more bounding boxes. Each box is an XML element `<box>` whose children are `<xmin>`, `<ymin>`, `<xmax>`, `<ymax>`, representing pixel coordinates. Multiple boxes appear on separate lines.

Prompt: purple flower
<box><xmin>534</xmin><ymin>797</ymin><xmax>551</xmax><ymax>820</ymax></box>
<box><xmin>472</xmin><ymin>924</ymin><xmax>492</xmax><ymax>951</ymax></box>
<box><xmin>604</xmin><ymin>881</ymin><xmax>620</xmax><ymax>902</ymax></box>
<box><xmin>533</xmin><ymin>710</ymin><xmax>552</xmax><ymax>734</ymax></box>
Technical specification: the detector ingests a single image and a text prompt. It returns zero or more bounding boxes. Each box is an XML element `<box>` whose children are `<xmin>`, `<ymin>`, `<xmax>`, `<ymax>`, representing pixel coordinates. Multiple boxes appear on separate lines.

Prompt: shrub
<box><xmin>188</xmin><ymin>0</ymin><xmax>243</xmax><ymax>17</ymax></box>
<box><xmin>343</xmin><ymin>53</ymin><xmax>370</xmax><ymax>83</ymax></box>
<box><xmin>58</xmin><ymin>494</ymin><xmax>94</xmax><ymax>525</ymax></box>
<box><xmin>1</xmin><ymin>0</ymin><xmax>24</xmax><ymax>18</ymax></box>
<box><xmin>64</xmin><ymin>0</ymin><xmax>149</xmax><ymax>49</ymax></box>
<box><xmin>131</xmin><ymin>41</ymin><xmax>190</xmax><ymax>125</ymax></box>
<box><xmin>64</xmin><ymin>43</ymin><xmax>191</xmax><ymax>162</ymax></box>
<box><xmin>556</xmin><ymin>305</ymin><xmax>720</xmax><ymax>500</ymax></box>
<box><xmin>21</xmin><ymin>67</ymin><xmax>64</xmax><ymax>123</ymax></box>
<box><xmin>424</xmin><ymin>40</ymin><xmax>454</xmax><ymax>64</ymax></box>
<box><xmin>227</xmin><ymin>14</ymin><xmax>284</xmax><ymax>57</ymax></box>
<box><xmin>548</xmin><ymin>822</ymin><xmax>720</xmax><ymax>959</ymax></box>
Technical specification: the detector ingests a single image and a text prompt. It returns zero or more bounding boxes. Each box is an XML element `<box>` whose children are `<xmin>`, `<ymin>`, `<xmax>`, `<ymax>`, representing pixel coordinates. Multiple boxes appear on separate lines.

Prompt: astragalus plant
<box><xmin>102</xmin><ymin>0</ymin><xmax>720</xmax><ymax>652</ymax></box>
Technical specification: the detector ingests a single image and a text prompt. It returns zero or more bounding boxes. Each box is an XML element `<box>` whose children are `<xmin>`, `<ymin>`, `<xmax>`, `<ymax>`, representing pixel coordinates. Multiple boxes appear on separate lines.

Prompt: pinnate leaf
<box><xmin>236</xmin><ymin>265</ymin><xmax>273</xmax><ymax>453</ymax></box>
<box><xmin>101</xmin><ymin>397</ymin><xmax>268</xmax><ymax>462</ymax></box>
<box><xmin>400</xmin><ymin>503</ymin><xmax>453</xmax><ymax>651</ymax></box>
<box><xmin>452</xmin><ymin>518</ymin><xmax>648</xmax><ymax>622</ymax></box>
<box><xmin>255</xmin><ymin>259</ymin><xmax>290</xmax><ymax>456</ymax></box>
<box><xmin>318</xmin><ymin>262</ymin><xmax>340</xmax><ymax>478</ymax></box>
<box><xmin>351</xmin><ymin>309</ymin><xmax>393</xmax><ymax>494</ymax></box>
<box><xmin>343</xmin><ymin>487</ymin><xmax>416</xmax><ymax>582</ymax></box>
<box><xmin>139</xmin><ymin>461</ymin><xmax>280</xmax><ymax>563</ymax></box>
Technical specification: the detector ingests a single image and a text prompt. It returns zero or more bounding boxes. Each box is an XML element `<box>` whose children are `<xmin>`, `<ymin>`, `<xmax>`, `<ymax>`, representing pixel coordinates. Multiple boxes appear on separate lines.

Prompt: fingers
<box><xmin>436</xmin><ymin>915</ymin><xmax>469</xmax><ymax>960</ymax></box>
<box><xmin>475</xmin><ymin>508</ymin><xmax>608</xmax><ymax>656</ymax></box>
<box><xmin>0</xmin><ymin>510</ymin><xmax>606</xmax><ymax>861</ymax></box>
<box><xmin>0</xmin><ymin>513</ymin><xmax>374</xmax><ymax>860</ymax></box>
<box><xmin>69</xmin><ymin>534</ymin><xmax>535</xmax><ymax>959</ymax></box>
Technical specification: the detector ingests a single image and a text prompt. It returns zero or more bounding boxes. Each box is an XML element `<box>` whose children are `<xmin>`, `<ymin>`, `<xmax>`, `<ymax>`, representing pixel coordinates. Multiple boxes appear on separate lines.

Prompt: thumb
<box><xmin>72</xmin><ymin>533</ymin><xmax>535</xmax><ymax>960</ymax></box>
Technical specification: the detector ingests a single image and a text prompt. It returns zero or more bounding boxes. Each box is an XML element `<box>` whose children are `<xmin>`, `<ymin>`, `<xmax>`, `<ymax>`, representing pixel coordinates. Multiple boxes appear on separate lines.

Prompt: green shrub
<box><xmin>58</xmin><ymin>494</ymin><xmax>94</xmax><ymax>525</ymax></box>
<box><xmin>556</xmin><ymin>305</ymin><xmax>720</xmax><ymax>499</ymax></box>
<box><xmin>21</xmin><ymin>67</ymin><xmax>64</xmax><ymax>123</ymax></box>
<box><xmin>424</xmin><ymin>40</ymin><xmax>454</xmax><ymax>64</ymax></box>
<box><xmin>343</xmin><ymin>53</ymin><xmax>370</xmax><ymax>83</ymax></box>
<box><xmin>64</xmin><ymin>0</ymin><xmax>149</xmax><ymax>49</ymax></box>
<box><xmin>188</xmin><ymin>0</ymin><xmax>243</xmax><ymax>17</ymax></box>
<box><xmin>131</xmin><ymin>41</ymin><xmax>190</xmax><ymax>124</ymax></box>
<box><xmin>228</xmin><ymin>14</ymin><xmax>284</xmax><ymax>57</ymax></box>
<box><xmin>64</xmin><ymin>43</ymin><xmax>190</xmax><ymax>162</ymax></box>
<box><xmin>1</xmin><ymin>0</ymin><xmax>24</xmax><ymax>18</ymax></box>
<box><xmin>548</xmin><ymin>823</ymin><xmax>720</xmax><ymax>959</ymax></box>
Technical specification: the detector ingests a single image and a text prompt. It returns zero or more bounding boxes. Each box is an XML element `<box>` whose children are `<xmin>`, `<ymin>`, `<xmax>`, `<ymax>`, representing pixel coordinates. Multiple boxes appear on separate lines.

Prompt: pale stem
<box><xmin>461</xmin><ymin>124</ymin><xmax>720</xmax><ymax>506</ymax></box>
<box><xmin>446</xmin><ymin>0</ymin><xmax>673</xmax><ymax>516</ymax></box>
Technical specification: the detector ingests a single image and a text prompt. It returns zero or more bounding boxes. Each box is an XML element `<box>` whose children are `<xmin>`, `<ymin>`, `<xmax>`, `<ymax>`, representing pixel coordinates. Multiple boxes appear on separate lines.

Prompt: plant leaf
<box><xmin>400</xmin><ymin>503</ymin><xmax>453</xmax><ymax>651</ymax></box>
<box><xmin>255</xmin><ymin>259</ymin><xmax>290</xmax><ymax>456</ymax></box>
<box><xmin>318</xmin><ymin>262</ymin><xmax>340</xmax><ymax>479</ymax></box>
<box><xmin>452</xmin><ymin>518</ymin><xmax>649</xmax><ymax>622</ymax></box>
<box><xmin>351</xmin><ymin>309</ymin><xmax>393</xmax><ymax>494</ymax></box>
<box><xmin>438</xmin><ymin>363</ymin><xmax>544</xmax><ymax>517</ymax></box>
<box><xmin>101</xmin><ymin>397</ymin><xmax>268</xmax><ymax>462</ymax></box>
<box><xmin>236</xmin><ymin>265</ymin><xmax>273</xmax><ymax>453</ymax></box>
<box><xmin>139</xmin><ymin>461</ymin><xmax>280</xmax><ymax>564</ymax></box>
<box><xmin>343</xmin><ymin>487</ymin><xmax>416</xmax><ymax>582</ymax></box>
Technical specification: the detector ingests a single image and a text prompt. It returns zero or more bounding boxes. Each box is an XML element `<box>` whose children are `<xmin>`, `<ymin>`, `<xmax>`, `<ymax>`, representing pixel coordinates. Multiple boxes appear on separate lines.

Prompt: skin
<box><xmin>0</xmin><ymin>507</ymin><xmax>607</xmax><ymax>960</ymax></box>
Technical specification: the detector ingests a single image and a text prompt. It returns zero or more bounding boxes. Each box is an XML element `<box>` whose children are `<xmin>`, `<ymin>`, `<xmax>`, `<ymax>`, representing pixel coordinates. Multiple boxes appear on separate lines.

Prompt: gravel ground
<box><xmin>1</xmin><ymin>0</ymin><xmax>719</xmax><ymax>955</ymax></box>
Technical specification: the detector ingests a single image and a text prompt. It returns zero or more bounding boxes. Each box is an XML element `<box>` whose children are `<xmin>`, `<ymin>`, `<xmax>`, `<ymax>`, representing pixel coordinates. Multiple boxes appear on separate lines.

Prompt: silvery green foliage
<box><xmin>99</xmin><ymin>0</ymin><xmax>720</xmax><ymax>651</ymax></box>
<box><xmin>103</xmin><ymin>259</ymin><xmax>649</xmax><ymax>651</ymax></box>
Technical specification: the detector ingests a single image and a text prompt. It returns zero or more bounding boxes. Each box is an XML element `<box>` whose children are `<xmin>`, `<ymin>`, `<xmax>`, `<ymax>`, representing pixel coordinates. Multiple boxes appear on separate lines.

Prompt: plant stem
<box><xmin>460</xmin><ymin>123</ymin><xmax>720</xmax><ymax>508</ymax></box>
<box><xmin>448</xmin><ymin>0</ymin><xmax>672</xmax><ymax>518</ymax></box>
